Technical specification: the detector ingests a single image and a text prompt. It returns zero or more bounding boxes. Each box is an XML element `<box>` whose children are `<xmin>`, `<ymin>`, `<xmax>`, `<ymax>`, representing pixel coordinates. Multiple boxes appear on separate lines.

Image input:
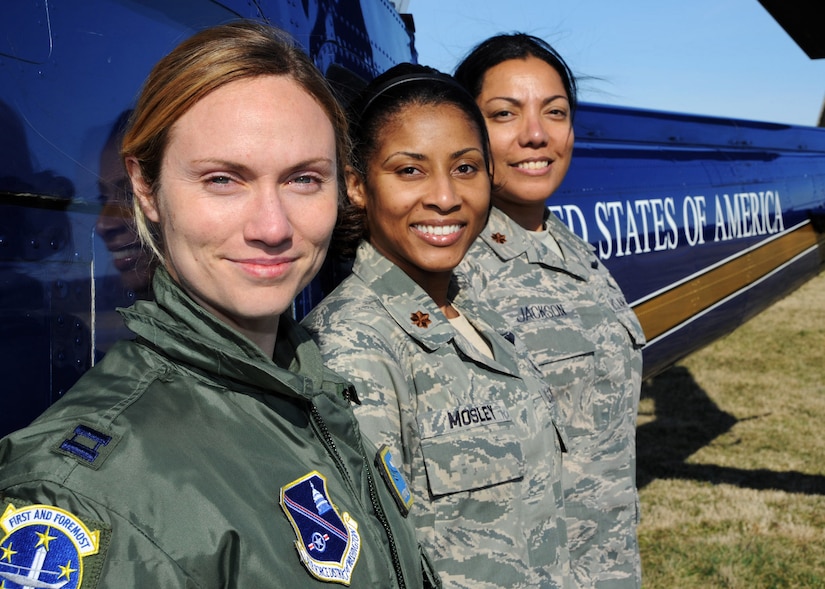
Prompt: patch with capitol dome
<box><xmin>280</xmin><ymin>471</ymin><xmax>361</xmax><ymax>585</ymax></box>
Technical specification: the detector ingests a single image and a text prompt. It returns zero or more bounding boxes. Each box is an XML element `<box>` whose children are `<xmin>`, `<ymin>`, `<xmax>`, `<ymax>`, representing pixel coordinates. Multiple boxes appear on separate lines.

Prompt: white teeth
<box><xmin>414</xmin><ymin>224</ymin><xmax>461</xmax><ymax>236</ymax></box>
<box><xmin>516</xmin><ymin>161</ymin><xmax>550</xmax><ymax>170</ymax></box>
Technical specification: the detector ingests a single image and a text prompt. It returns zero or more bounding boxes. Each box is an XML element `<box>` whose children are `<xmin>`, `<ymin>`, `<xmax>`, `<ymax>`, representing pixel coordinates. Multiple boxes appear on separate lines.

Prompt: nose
<box><xmin>96</xmin><ymin>192</ymin><xmax>136</xmax><ymax>243</ymax></box>
<box><xmin>244</xmin><ymin>187</ymin><xmax>294</xmax><ymax>247</ymax></box>
<box><xmin>424</xmin><ymin>172</ymin><xmax>462</xmax><ymax>213</ymax></box>
<box><xmin>518</xmin><ymin>109</ymin><xmax>550</xmax><ymax>147</ymax></box>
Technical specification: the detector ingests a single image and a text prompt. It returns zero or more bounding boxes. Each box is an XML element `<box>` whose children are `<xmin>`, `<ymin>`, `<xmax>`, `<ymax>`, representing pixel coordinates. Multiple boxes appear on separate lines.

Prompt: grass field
<box><xmin>637</xmin><ymin>270</ymin><xmax>825</xmax><ymax>588</ymax></box>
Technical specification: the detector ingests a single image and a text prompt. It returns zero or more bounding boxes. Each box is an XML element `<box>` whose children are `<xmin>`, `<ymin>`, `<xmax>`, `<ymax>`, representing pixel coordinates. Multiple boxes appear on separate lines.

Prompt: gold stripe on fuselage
<box><xmin>632</xmin><ymin>222</ymin><xmax>822</xmax><ymax>341</ymax></box>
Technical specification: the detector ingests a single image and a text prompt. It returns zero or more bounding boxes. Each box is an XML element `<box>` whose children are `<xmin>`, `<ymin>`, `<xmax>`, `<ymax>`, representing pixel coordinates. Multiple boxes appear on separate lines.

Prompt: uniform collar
<box><xmin>478</xmin><ymin>207</ymin><xmax>593</xmax><ymax>280</ymax></box>
<box><xmin>352</xmin><ymin>242</ymin><xmax>520</xmax><ymax>377</ymax></box>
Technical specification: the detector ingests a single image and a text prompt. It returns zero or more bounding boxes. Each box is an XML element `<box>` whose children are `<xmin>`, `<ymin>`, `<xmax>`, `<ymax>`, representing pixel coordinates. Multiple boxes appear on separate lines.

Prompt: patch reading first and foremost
<box><xmin>280</xmin><ymin>471</ymin><xmax>361</xmax><ymax>585</ymax></box>
<box><xmin>0</xmin><ymin>502</ymin><xmax>101</xmax><ymax>589</ymax></box>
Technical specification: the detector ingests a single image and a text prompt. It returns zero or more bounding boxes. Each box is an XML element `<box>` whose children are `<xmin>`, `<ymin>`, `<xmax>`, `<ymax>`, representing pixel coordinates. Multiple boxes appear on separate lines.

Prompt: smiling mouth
<box><xmin>412</xmin><ymin>224</ymin><xmax>463</xmax><ymax>236</ymax></box>
<box><xmin>110</xmin><ymin>245</ymin><xmax>142</xmax><ymax>261</ymax></box>
<box><xmin>235</xmin><ymin>258</ymin><xmax>295</xmax><ymax>280</ymax></box>
<box><xmin>515</xmin><ymin>161</ymin><xmax>550</xmax><ymax>170</ymax></box>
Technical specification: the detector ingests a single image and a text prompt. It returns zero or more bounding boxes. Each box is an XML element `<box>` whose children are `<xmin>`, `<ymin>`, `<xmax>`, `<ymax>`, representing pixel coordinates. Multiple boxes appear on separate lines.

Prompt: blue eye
<box><xmin>287</xmin><ymin>172</ymin><xmax>330</xmax><ymax>194</ymax></box>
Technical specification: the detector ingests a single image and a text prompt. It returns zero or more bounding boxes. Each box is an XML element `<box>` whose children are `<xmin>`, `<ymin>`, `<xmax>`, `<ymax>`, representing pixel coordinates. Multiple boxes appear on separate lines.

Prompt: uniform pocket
<box><xmin>537</xmin><ymin>351</ymin><xmax>600</xmax><ymax>436</ymax></box>
<box><xmin>417</xmin><ymin>401</ymin><xmax>524</xmax><ymax>497</ymax></box>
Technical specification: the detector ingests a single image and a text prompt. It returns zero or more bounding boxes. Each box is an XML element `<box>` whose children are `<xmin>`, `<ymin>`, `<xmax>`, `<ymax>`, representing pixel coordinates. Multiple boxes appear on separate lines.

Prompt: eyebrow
<box><xmin>382</xmin><ymin>147</ymin><xmax>483</xmax><ymax>166</ymax></box>
<box><xmin>381</xmin><ymin>151</ymin><xmax>424</xmax><ymax>167</ymax></box>
<box><xmin>451</xmin><ymin>147</ymin><xmax>484</xmax><ymax>159</ymax></box>
<box><xmin>484</xmin><ymin>95</ymin><xmax>569</xmax><ymax>108</ymax></box>
<box><xmin>191</xmin><ymin>156</ymin><xmax>335</xmax><ymax>175</ymax></box>
<box><xmin>283</xmin><ymin>157</ymin><xmax>336</xmax><ymax>173</ymax></box>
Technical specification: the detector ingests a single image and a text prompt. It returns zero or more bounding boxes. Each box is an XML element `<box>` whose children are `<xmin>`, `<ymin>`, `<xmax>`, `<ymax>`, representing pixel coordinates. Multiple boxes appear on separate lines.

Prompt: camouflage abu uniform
<box><xmin>459</xmin><ymin>206</ymin><xmax>647</xmax><ymax>588</ymax></box>
<box><xmin>302</xmin><ymin>241</ymin><xmax>572</xmax><ymax>589</ymax></box>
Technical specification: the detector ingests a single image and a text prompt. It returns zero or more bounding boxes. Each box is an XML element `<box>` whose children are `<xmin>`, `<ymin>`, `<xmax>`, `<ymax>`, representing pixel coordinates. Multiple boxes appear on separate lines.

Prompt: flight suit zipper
<box><xmin>310</xmin><ymin>403</ymin><xmax>407</xmax><ymax>589</ymax></box>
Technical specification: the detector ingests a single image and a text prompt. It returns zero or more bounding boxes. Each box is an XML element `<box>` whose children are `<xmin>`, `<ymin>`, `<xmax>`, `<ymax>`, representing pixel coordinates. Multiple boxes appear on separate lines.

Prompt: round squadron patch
<box><xmin>0</xmin><ymin>502</ymin><xmax>101</xmax><ymax>589</ymax></box>
<box><xmin>280</xmin><ymin>471</ymin><xmax>361</xmax><ymax>585</ymax></box>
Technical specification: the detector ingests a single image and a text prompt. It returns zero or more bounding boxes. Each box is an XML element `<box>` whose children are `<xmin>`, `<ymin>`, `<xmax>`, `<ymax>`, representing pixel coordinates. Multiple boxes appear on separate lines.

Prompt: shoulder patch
<box><xmin>0</xmin><ymin>500</ymin><xmax>110</xmax><ymax>589</ymax></box>
<box><xmin>52</xmin><ymin>423</ymin><xmax>120</xmax><ymax>470</ymax></box>
<box><xmin>374</xmin><ymin>445</ymin><xmax>412</xmax><ymax>517</ymax></box>
<box><xmin>279</xmin><ymin>471</ymin><xmax>361</xmax><ymax>585</ymax></box>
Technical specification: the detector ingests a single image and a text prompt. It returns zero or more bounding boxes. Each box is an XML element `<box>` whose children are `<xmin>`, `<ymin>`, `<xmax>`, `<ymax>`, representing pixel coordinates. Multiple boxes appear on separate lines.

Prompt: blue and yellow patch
<box><xmin>375</xmin><ymin>445</ymin><xmax>413</xmax><ymax>516</ymax></box>
<box><xmin>0</xmin><ymin>502</ymin><xmax>104</xmax><ymax>589</ymax></box>
<box><xmin>280</xmin><ymin>471</ymin><xmax>360</xmax><ymax>585</ymax></box>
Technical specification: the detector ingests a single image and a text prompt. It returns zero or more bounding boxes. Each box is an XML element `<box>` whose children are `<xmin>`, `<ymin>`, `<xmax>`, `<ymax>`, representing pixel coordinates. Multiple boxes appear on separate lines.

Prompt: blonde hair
<box><xmin>122</xmin><ymin>20</ymin><xmax>349</xmax><ymax>264</ymax></box>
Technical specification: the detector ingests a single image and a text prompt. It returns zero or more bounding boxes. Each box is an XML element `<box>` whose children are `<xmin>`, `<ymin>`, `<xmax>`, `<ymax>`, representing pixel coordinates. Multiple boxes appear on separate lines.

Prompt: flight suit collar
<box><xmin>120</xmin><ymin>267</ymin><xmax>352</xmax><ymax>403</ymax></box>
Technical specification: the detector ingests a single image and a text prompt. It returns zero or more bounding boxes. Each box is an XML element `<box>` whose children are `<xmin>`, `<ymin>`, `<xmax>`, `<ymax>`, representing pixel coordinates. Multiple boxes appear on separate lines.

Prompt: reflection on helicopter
<box><xmin>95</xmin><ymin>110</ymin><xmax>155</xmax><ymax>301</ymax></box>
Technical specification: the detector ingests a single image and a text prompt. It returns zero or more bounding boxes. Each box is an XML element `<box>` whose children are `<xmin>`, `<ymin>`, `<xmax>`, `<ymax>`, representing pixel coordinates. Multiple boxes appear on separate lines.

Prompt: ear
<box><xmin>344</xmin><ymin>165</ymin><xmax>367</xmax><ymax>209</ymax></box>
<box><xmin>125</xmin><ymin>156</ymin><xmax>160</xmax><ymax>223</ymax></box>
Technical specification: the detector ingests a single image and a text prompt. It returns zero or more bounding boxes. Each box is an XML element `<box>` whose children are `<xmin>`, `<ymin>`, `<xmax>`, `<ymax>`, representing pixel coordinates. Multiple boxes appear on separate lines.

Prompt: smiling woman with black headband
<box><xmin>302</xmin><ymin>63</ymin><xmax>573</xmax><ymax>588</ymax></box>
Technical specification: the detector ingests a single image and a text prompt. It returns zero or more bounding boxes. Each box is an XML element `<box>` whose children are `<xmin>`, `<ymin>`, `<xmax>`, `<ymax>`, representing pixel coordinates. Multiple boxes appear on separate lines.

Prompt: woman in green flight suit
<box><xmin>0</xmin><ymin>21</ymin><xmax>439</xmax><ymax>589</ymax></box>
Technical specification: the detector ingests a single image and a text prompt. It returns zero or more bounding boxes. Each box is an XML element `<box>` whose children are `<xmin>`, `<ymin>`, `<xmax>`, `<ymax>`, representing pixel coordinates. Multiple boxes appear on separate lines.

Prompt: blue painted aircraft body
<box><xmin>1</xmin><ymin>0</ymin><xmax>823</xmax><ymax>437</ymax></box>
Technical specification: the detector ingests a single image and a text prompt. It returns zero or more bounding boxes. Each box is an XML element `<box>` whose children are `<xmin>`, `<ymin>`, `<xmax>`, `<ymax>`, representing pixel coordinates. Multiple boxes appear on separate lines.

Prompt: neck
<box><xmin>239</xmin><ymin>316</ymin><xmax>280</xmax><ymax>360</ymax></box>
<box><xmin>418</xmin><ymin>273</ymin><xmax>455</xmax><ymax>317</ymax></box>
<box><xmin>494</xmin><ymin>200</ymin><xmax>546</xmax><ymax>232</ymax></box>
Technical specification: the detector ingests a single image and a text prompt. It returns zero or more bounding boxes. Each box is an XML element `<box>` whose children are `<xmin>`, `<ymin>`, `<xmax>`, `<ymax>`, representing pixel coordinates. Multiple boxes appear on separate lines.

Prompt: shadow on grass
<box><xmin>636</xmin><ymin>366</ymin><xmax>825</xmax><ymax>495</ymax></box>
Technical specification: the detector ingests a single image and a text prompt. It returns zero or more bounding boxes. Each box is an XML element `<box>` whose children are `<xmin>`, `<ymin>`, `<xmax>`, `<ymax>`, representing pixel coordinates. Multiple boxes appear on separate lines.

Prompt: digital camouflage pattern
<box><xmin>302</xmin><ymin>241</ymin><xmax>572</xmax><ymax>589</ymax></box>
<box><xmin>460</xmin><ymin>207</ymin><xmax>646</xmax><ymax>588</ymax></box>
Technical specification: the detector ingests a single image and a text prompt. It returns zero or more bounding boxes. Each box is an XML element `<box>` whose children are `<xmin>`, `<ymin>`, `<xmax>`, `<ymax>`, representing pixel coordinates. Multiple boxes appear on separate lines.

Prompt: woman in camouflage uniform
<box><xmin>455</xmin><ymin>33</ymin><xmax>647</xmax><ymax>588</ymax></box>
<box><xmin>302</xmin><ymin>63</ymin><xmax>572</xmax><ymax>589</ymax></box>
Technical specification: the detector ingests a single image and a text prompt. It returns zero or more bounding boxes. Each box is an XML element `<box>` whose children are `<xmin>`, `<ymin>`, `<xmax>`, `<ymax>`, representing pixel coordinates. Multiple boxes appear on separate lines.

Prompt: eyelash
<box><xmin>290</xmin><ymin>174</ymin><xmax>324</xmax><ymax>185</ymax></box>
<box><xmin>207</xmin><ymin>174</ymin><xmax>234</xmax><ymax>186</ymax></box>
<box><xmin>203</xmin><ymin>173</ymin><xmax>328</xmax><ymax>192</ymax></box>
<box><xmin>490</xmin><ymin>108</ymin><xmax>568</xmax><ymax>119</ymax></box>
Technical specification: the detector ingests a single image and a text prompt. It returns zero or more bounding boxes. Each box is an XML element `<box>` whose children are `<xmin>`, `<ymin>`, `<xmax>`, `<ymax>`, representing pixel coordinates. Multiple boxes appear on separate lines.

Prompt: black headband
<box><xmin>355</xmin><ymin>72</ymin><xmax>474</xmax><ymax>120</ymax></box>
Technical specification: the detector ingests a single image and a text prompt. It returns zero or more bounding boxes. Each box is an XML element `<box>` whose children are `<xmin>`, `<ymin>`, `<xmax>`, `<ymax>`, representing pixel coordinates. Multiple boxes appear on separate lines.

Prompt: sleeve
<box><xmin>0</xmin><ymin>482</ymin><xmax>197</xmax><ymax>589</ymax></box>
<box><xmin>457</xmin><ymin>248</ymin><xmax>491</xmax><ymax>295</ymax></box>
<box><xmin>304</xmin><ymin>312</ymin><xmax>417</xmax><ymax>481</ymax></box>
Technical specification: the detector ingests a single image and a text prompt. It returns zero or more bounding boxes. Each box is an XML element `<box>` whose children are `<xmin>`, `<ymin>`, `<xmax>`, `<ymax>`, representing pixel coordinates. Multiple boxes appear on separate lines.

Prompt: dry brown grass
<box><xmin>637</xmin><ymin>270</ymin><xmax>825</xmax><ymax>588</ymax></box>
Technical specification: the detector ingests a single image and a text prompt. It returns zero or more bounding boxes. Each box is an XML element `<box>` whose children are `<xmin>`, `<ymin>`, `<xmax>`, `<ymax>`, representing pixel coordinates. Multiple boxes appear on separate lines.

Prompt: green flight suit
<box><xmin>0</xmin><ymin>267</ymin><xmax>439</xmax><ymax>589</ymax></box>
